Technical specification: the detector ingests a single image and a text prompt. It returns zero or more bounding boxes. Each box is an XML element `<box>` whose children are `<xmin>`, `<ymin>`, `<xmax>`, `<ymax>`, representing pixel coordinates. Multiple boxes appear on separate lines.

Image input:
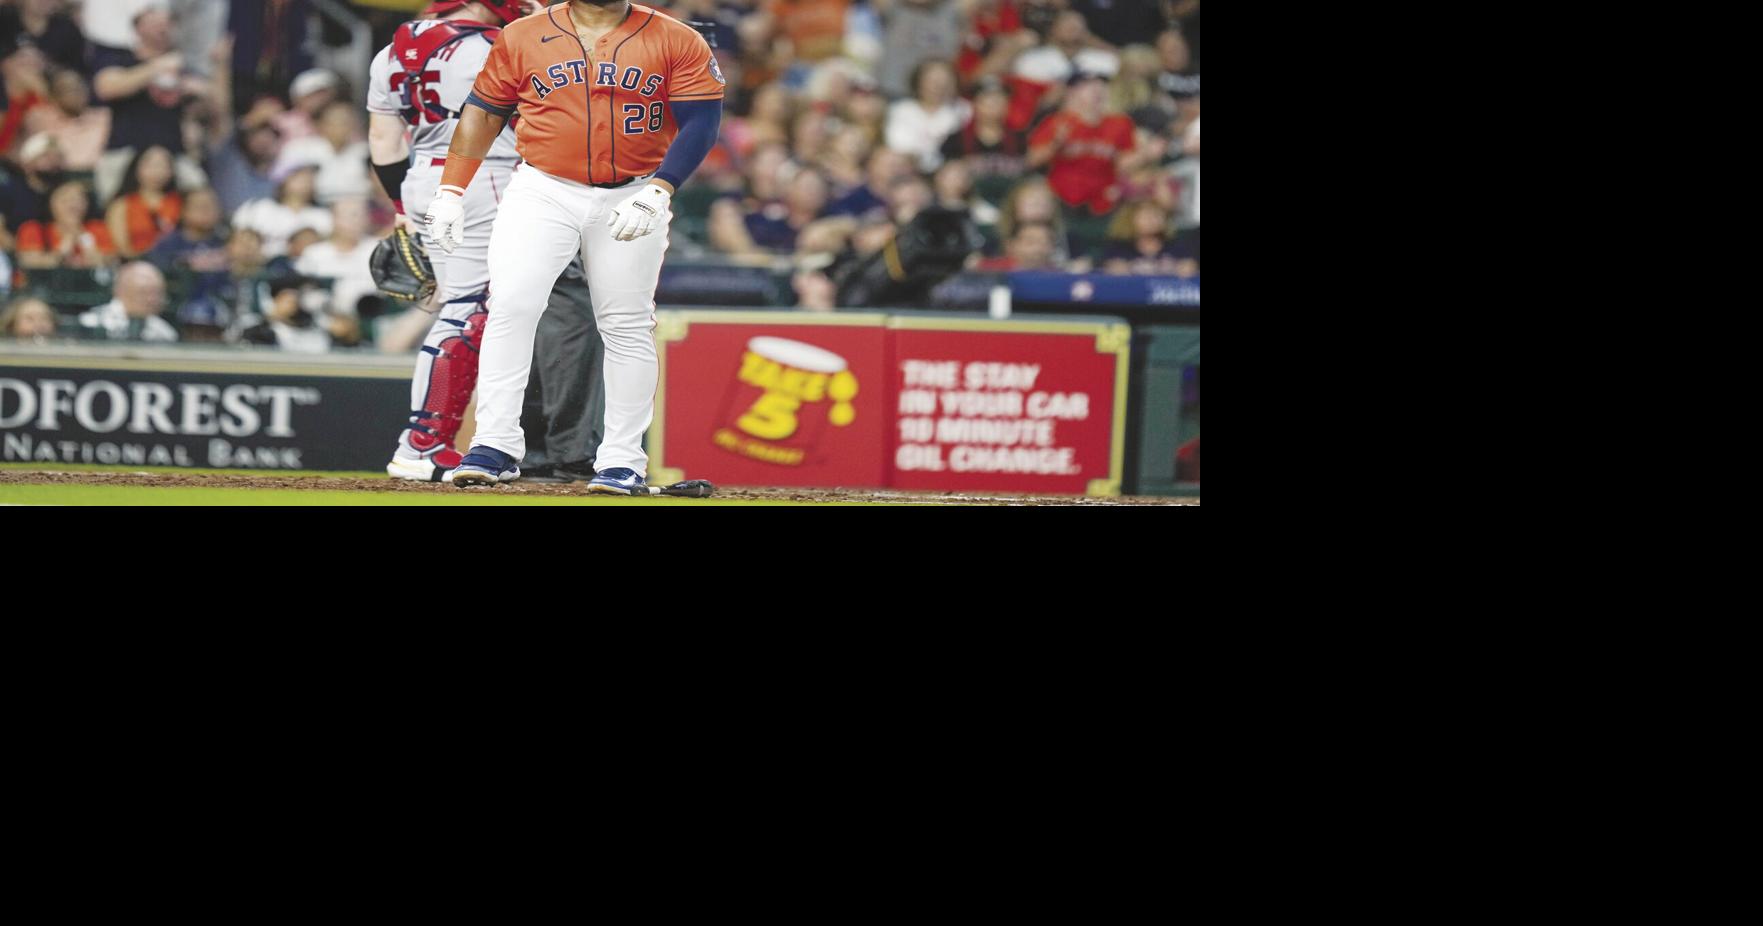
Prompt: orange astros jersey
<box><xmin>470</xmin><ymin>3</ymin><xmax>725</xmax><ymax>186</ymax></box>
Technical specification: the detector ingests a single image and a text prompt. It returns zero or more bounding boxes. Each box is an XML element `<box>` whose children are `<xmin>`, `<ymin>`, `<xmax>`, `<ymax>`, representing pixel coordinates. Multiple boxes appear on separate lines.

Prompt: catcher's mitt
<box><xmin>371</xmin><ymin>227</ymin><xmax>436</xmax><ymax>302</ymax></box>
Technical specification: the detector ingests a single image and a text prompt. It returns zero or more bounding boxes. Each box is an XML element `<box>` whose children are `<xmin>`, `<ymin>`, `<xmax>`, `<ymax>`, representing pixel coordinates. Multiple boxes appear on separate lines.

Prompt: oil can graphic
<box><xmin>711</xmin><ymin>337</ymin><xmax>859</xmax><ymax>466</ymax></box>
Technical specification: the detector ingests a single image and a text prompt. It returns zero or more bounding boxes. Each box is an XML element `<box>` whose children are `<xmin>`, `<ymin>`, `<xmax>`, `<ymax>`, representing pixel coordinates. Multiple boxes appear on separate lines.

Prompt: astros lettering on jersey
<box><xmin>466</xmin><ymin>3</ymin><xmax>725</xmax><ymax>185</ymax></box>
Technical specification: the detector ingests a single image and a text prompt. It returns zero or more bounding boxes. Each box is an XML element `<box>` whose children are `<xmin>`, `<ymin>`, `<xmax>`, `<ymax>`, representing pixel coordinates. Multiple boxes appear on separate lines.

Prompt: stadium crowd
<box><xmin>0</xmin><ymin>0</ymin><xmax>1199</xmax><ymax>347</ymax></box>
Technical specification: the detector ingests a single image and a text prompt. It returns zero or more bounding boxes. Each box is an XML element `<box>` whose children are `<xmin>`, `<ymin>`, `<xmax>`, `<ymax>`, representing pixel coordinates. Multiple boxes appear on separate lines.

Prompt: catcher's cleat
<box><xmin>387</xmin><ymin>448</ymin><xmax>463</xmax><ymax>483</ymax></box>
<box><xmin>448</xmin><ymin>446</ymin><xmax>521</xmax><ymax>487</ymax></box>
<box><xmin>586</xmin><ymin>467</ymin><xmax>646</xmax><ymax>495</ymax></box>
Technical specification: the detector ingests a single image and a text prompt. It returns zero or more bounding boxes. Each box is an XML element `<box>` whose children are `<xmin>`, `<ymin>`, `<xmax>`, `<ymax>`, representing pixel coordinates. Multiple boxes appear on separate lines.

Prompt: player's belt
<box><xmin>591</xmin><ymin>177</ymin><xmax>639</xmax><ymax>190</ymax></box>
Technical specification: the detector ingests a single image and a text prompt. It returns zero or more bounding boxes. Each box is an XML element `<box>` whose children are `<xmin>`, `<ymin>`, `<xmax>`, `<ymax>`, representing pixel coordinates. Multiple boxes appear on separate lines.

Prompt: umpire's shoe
<box><xmin>586</xmin><ymin>467</ymin><xmax>646</xmax><ymax>495</ymax></box>
<box><xmin>448</xmin><ymin>446</ymin><xmax>522</xmax><ymax>487</ymax></box>
<box><xmin>522</xmin><ymin>460</ymin><xmax>598</xmax><ymax>484</ymax></box>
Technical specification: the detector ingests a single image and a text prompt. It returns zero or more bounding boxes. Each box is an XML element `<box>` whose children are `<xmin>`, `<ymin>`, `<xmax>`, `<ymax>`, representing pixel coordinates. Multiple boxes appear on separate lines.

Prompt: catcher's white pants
<box><xmin>392</xmin><ymin>158</ymin><xmax>514</xmax><ymax>462</ymax></box>
<box><xmin>473</xmin><ymin>165</ymin><xmax>667</xmax><ymax>475</ymax></box>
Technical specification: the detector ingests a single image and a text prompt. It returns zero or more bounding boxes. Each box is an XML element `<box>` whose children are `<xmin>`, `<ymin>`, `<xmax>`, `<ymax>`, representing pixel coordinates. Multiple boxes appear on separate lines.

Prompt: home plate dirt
<box><xmin>0</xmin><ymin>470</ymin><xmax>1198</xmax><ymax>505</ymax></box>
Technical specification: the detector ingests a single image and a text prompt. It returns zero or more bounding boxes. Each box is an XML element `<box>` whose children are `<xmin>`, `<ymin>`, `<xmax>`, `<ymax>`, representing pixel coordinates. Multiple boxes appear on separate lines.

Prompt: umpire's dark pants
<box><xmin>520</xmin><ymin>260</ymin><xmax>605</xmax><ymax>468</ymax></box>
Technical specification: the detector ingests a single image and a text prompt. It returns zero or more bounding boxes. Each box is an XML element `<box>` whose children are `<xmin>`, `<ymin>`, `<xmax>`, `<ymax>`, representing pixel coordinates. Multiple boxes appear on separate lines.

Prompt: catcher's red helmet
<box><xmin>423</xmin><ymin>0</ymin><xmax>530</xmax><ymax>25</ymax></box>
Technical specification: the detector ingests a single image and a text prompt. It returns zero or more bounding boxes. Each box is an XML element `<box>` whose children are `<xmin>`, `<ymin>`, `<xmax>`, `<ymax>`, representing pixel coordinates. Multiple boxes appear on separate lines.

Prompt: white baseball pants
<box><xmin>474</xmin><ymin>165</ymin><xmax>667</xmax><ymax>475</ymax></box>
<box><xmin>392</xmin><ymin>157</ymin><xmax>516</xmax><ymax>462</ymax></box>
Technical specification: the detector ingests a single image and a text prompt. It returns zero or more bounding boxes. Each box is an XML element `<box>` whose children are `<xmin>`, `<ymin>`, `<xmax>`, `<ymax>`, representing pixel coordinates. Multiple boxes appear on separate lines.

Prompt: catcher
<box><xmin>367</xmin><ymin>0</ymin><xmax>531</xmax><ymax>482</ymax></box>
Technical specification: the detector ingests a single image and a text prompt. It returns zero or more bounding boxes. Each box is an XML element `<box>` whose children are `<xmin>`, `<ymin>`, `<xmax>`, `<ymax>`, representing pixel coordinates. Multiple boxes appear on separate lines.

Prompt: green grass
<box><xmin>0</xmin><ymin>462</ymin><xmax>386</xmax><ymax>479</ymax></box>
<box><xmin>0</xmin><ymin>484</ymin><xmax>841</xmax><ymax>506</ymax></box>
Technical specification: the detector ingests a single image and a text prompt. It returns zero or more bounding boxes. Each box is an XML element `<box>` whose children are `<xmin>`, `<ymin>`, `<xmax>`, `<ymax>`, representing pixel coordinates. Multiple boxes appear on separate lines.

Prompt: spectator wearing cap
<box><xmin>79</xmin><ymin>260</ymin><xmax>177</xmax><ymax>342</ymax></box>
<box><xmin>0</xmin><ymin>132</ymin><xmax>64</xmax><ymax>249</ymax></box>
<box><xmin>274</xmin><ymin>69</ymin><xmax>341</xmax><ymax>145</ymax></box>
<box><xmin>21</xmin><ymin>71</ymin><xmax>112</xmax><ymax>173</ymax></box>
<box><xmin>2</xmin><ymin>295</ymin><xmax>59</xmax><ymax>342</ymax></box>
<box><xmin>884</xmin><ymin>59</ymin><xmax>970</xmax><ymax>173</ymax></box>
<box><xmin>1028</xmin><ymin>72</ymin><xmax>1141</xmax><ymax>215</ymax></box>
<box><xmin>107</xmin><ymin>144</ymin><xmax>183</xmax><ymax>258</ymax></box>
<box><xmin>16</xmin><ymin>179</ymin><xmax>117</xmax><ymax>269</ymax></box>
<box><xmin>273</xmin><ymin>100</ymin><xmax>371</xmax><ymax>205</ymax></box>
<box><xmin>232</xmin><ymin>162</ymin><xmax>332</xmax><ymax>258</ymax></box>
<box><xmin>0</xmin><ymin>0</ymin><xmax>87</xmax><ymax>73</ymax></box>
<box><xmin>208</xmin><ymin>98</ymin><xmax>285</xmax><ymax>214</ymax></box>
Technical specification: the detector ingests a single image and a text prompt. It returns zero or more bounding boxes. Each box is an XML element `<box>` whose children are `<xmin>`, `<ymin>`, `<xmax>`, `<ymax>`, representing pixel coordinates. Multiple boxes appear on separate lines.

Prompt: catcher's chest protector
<box><xmin>393</xmin><ymin>20</ymin><xmax>502</xmax><ymax>124</ymax></box>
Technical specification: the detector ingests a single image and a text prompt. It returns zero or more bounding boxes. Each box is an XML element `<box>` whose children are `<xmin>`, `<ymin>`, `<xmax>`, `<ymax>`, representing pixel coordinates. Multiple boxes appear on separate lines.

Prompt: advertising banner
<box><xmin>0</xmin><ymin>349</ymin><xmax>411</xmax><ymax>471</ymax></box>
<box><xmin>653</xmin><ymin>313</ymin><xmax>891</xmax><ymax>488</ymax></box>
<box><xmin>653</xmin><ymin>312</ymin><xmax>1128</xmax><ymax>495</ymax></box>
<box><xmin>889</xmin><ymin>317</ymin><xmax>1129</xmax><ymax>496</ymax></box>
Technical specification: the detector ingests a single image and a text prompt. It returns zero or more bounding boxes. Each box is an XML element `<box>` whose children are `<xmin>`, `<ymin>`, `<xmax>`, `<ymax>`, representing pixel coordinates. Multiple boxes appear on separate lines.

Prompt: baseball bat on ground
<box><xmin>632</xmin><ymin>479</ymin><xmax>716</xmax><ymax>498</ymax></box>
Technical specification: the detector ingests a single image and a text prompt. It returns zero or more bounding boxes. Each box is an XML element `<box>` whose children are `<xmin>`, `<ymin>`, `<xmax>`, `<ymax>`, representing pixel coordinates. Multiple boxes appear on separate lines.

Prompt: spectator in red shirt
<box><xmin>107</xmin><ymin>144</ymin><xmax>183</xmax><ymax>258</ymax></box>
<box><xmin>1028</xmin><ymin>72</ymin><xmax>1139</xmax><ymax>215</ymax></box>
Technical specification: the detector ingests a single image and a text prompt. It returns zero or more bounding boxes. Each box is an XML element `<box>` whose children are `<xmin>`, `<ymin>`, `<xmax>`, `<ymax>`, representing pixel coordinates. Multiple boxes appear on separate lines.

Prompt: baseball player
<box><xmin>427</xmin><ymin>0</ymin><xmax>724</xmax><ymax>492</ymax></box>
<box><xmin>367</xmin><ymin>0</ymin><xmax>534</xmax><ymax>482</ymax></box>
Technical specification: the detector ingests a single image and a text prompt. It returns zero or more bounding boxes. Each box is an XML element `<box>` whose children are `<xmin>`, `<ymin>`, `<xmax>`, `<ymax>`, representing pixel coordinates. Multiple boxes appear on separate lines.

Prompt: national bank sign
<box><xmin>0</xmin><ymin>361</ymin><xmax>412</xmax><ymax>471</ymax></box>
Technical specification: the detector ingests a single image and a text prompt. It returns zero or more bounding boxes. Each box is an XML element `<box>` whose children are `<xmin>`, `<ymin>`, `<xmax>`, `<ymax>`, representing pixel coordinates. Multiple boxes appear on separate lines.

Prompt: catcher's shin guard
<box><xmin>406</xmin><ymin>293</ymin><xmax>488</xmax><ymax>456</ymax></box>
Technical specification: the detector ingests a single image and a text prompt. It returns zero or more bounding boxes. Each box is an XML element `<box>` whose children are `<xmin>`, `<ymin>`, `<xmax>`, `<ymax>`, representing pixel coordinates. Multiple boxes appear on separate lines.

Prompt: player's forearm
<box><xmin>654</xmin><ymin>99</ymin><xmax>722</xmax><ymax>192</ymax></box>
<box><xmin>368</xmin><ymin>113</ymin><xmax>413</xmax><ymax>210</ymax></box>
<box><xmin>440</xmin><ymin>106</ymin><xmax>508</xmax><ymax>191</ymax></box>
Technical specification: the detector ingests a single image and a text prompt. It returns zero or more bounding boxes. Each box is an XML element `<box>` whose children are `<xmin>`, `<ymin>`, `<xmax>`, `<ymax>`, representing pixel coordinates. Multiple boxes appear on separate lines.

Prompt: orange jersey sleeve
<box><xmin>469</xmin><ymin>24</ymin><xmax>522</xmax><ymax>110</ymax></box>
<box><xmin>666</xmin><ymin>24</ymin><xmax>725</xmax><ymax>101</ymax></box>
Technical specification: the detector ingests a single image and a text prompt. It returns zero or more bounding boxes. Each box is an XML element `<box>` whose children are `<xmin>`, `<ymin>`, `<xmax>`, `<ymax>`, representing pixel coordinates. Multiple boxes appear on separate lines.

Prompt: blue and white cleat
<box><xmin>586</xmin><ymin>467</ymin><xmax>646</xmax><ymax>495</ymax></box>
<box><xmin>447</xmin><ymin>446</ymin><xmax>521</xmax><ymax>487</ymax></box>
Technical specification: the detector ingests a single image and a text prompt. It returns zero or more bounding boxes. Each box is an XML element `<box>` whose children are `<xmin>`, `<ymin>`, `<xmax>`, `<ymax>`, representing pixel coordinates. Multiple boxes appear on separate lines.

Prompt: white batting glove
<box><xmin>424</xmin><ymin>186</ymin><xmax>466</xmax><ymax>254</ymax></box>
<box><xmin>609</xmin><ymin>184</ymin><xmax>671</xmax><ymax>242</ymax></box>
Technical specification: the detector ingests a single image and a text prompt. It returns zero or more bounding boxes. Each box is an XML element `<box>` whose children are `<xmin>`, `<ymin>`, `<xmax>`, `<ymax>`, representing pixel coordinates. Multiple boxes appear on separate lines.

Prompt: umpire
<box><xmin>519</xmin><ymin>256</ymin><xmax>606</xmax><ymax>482</ymax></box>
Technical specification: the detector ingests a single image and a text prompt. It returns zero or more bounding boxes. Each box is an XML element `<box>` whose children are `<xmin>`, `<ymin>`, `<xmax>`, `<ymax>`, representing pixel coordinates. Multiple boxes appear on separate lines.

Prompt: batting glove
<box><xmin>609</xmin><ymin>184</ymin><xmax>671</xmax><ymax>242</ymax></box>
<box><xmin>424</xmin><ymin>186</ymin><xmax>467</xmax><ymax>254</ymax></box>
